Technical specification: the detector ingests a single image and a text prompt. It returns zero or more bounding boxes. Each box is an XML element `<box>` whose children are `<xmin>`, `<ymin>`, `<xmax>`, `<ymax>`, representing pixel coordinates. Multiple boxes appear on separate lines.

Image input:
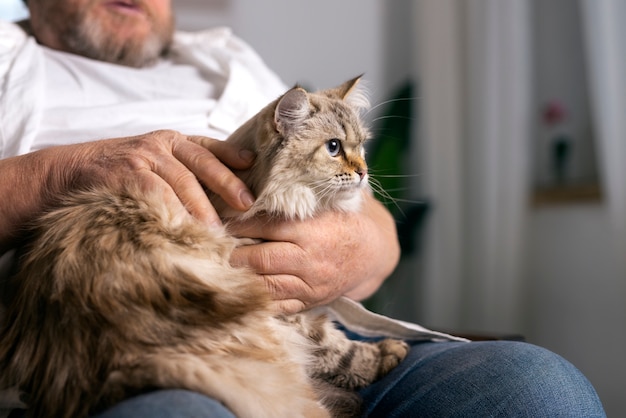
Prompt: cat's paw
<box><xmin>376</xmin><ymin>339</ymin><xmax>409</xmax><ymax>377</ymax></box>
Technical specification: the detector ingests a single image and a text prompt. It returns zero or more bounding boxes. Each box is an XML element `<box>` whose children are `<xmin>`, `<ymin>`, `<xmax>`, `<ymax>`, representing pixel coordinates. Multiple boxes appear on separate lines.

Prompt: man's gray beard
<box><xmin>63</xmin><ymin>16</ymin><xmax>173</xmax><ymax>68</ymax></box>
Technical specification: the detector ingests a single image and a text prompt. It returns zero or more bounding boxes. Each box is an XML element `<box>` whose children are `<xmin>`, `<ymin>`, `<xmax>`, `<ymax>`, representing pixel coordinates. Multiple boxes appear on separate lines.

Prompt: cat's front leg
<box><xmin>373</xmin><ymin>338</ymin><xmax>411</xmax><ymax>379</ymax></box>
<box><xmin>286</xmin><ymin>312</ymin><xmax>409</xmax><ymax>390</ymax></box>
<box><xmin>312</xmin><ymin>334</ymin><xmax>409</xmax><ymax>390</ymax></box>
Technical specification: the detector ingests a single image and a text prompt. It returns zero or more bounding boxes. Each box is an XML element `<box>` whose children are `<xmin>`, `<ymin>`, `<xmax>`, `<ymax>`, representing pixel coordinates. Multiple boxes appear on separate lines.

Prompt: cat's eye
<box><xmin>325</xmin><ymin>139</ymin><xmax>342</xmax><ymax>157</ymax></box>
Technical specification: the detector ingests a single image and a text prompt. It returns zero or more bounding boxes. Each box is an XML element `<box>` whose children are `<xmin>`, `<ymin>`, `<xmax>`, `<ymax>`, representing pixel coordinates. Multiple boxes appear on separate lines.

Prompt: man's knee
<box><xmin>93</xmin><ymin>389</ymin><xmax>235</xmax><ymax>418</ymax></box>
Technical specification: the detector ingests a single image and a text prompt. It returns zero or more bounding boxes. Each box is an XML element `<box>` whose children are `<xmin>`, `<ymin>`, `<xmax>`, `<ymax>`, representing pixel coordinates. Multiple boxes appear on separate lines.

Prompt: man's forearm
<box><xmin>0</xmin><ymin>150</ymin><xmax>56</xmax><ymax>253</ymax></box>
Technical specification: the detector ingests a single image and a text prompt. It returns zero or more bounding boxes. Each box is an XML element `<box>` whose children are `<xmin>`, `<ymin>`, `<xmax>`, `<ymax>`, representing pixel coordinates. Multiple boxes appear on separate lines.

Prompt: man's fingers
<box><xmin>230</xmin><ymin>240</ymin><xmax>304</xmax><ymax>275</ymax></box>
<box><xmin>248</xmin><ymin>271</ymin><xmax>312</xmax><ymax>314</ymax></box>
<box><xmin>151</xmin><ymin>151</ymin><xmax>221</xmax><ymax>225</ymax></box>
<box><xmin>269</xmin><ymin>299</ymin><xmax>307</xmax><ymax>315</ymax></box>
<box><xmin>188</xmin><ymin>135</ymin><xmax>256</xmax><ymax>170</ymax></box>
<box><xmin>227</xmin><ymin>216</ymin><xmax>298</xmax><ymax>241</ymax></box>
<box><xmin>262</xmin><ymin>273</ymin><xmax>315</xmax><ymax>302</ymax></box>
<box><xmin>231</xmin><ymin>241</ymin><xmax>324</xmax><ymax>313</ymax></box>
<box><xmin>173</xmin><ymin>139</ymin><xmax>255</xmax><ymax>212</ymax></box>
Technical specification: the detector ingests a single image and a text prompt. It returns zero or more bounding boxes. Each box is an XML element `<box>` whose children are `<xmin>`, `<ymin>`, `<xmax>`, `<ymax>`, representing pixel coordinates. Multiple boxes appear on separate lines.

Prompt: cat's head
<box><xmin>238</xmin><ymin>76</ymin><xmax>371</xmax><ymax>220</ymax></box>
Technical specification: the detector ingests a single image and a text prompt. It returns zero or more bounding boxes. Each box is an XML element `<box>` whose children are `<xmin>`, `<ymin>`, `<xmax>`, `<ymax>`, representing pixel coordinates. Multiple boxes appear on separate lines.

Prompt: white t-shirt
<box><xmin>35</xmin><ymin>48</ymin><xmax>220</xmax><ymax>149</ymax></box>
<box><xmin>0</xmin><ymin>22</ymin><xmax>287</xmax><ymax>157</ymax></box>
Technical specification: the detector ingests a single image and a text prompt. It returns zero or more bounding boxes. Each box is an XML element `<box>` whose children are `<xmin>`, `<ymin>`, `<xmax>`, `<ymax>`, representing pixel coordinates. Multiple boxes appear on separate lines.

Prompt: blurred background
<box><xmin>2</xmin><ymin>0</ymin><xmax>625</xmax><ymax>415</ymax></box>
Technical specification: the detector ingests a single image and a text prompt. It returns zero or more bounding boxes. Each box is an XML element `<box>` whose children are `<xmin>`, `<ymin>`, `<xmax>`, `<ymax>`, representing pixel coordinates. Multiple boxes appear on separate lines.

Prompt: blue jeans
<box><xmin>89</xmin><ymin>340</ymin><xmax>605</xmax><ymax>418</ymax></box>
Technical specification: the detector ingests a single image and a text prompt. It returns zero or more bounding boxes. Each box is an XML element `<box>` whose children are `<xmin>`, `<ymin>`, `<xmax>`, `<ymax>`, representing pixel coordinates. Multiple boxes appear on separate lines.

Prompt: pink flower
<box><xmin>542</xmin><ymin>100</ymin><xmax>567</xmax><ymax>126</ymax></box>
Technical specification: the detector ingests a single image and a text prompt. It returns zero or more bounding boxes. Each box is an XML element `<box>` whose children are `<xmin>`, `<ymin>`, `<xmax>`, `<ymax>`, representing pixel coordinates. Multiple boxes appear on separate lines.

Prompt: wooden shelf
<box><xmin>531</xmin><ymin>183</ymin><xmax>603</xmax><ymax>207</ymax></box>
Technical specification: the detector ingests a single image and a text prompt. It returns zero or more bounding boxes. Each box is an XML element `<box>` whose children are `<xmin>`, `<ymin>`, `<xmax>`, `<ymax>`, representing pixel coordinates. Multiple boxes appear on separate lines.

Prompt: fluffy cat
<box><xmin>0</xmin><ymin>77</ymin><xmax>408</xmax><ymax>418</ymax></box>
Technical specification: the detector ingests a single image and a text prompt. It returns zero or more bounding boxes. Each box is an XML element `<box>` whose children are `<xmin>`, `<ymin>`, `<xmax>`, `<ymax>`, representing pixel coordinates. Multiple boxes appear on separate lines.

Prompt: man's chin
<box><xmin>98</xmin><ymin>38</ymin><xmax>166</xmax><ymax>67</ymax></box>
<box><xmin>69</xmin><ymin>22</ymin><xmax>170</xmax><ymax>67</ymax></box>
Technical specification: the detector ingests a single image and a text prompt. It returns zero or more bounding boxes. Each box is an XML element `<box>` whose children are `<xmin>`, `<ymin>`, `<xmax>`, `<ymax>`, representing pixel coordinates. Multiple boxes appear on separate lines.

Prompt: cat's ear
<box><xmin>274</xmin><ymin>87</ymin><xmax>310</xmax><ymax>134</ymax></box>
<box><xmin>331</xmin><ymin>75</ymin><xmax>370</xmax><ymax>110</ymax></box>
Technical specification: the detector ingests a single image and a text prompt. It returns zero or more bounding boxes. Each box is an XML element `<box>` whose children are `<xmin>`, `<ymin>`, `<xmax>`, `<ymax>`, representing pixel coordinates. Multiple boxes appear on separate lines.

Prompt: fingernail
<box><xmin>240</xmin><ymin>189</ymin><xmax>256</xmax><ymax>208</ymax></box>
<box><xmin>239</xmin><ymin>149</ymin><xmax>256</xmax><ymax>163</ymax></box>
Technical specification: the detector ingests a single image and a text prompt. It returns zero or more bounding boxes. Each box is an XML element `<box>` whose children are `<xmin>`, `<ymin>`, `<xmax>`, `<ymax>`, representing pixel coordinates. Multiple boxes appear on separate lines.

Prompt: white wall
<box><xmin>175</xmin><ymin>0</ymin><xmax>396</xmax><ymax>105</ymax></box>
<box><xmin>526</xmin><ymin>205</ymin><xmax>626</xmax><ymax>415</ymax></box>
<box><xmin>0</xmin><ymin>0</ymin><xmax>28</xmax><ymax>21</ymax></box>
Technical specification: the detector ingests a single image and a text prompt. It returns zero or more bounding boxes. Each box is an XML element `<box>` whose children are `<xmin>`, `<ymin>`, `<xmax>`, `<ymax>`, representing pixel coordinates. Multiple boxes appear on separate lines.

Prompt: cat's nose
<box><xmin>356</xmin><ymin>168</ymin><xmax>368</xmax><ymax>181</ymax></box>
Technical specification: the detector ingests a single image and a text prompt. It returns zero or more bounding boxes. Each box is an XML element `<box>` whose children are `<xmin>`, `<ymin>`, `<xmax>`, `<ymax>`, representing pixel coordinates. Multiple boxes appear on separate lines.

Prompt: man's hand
<box><xmin>54</xmin><ymin>130</ymin><xmax>256</xmax><ymax>226</ymax></box>
<box><xmin>229</xmin><ymin>193</ymin><xmax>400</xmax><ymax>313</ymax></box>
<box><xmin>0</xmin><ymin>130</ymin><xmax>255</xmax><ymax>252</ymax></box>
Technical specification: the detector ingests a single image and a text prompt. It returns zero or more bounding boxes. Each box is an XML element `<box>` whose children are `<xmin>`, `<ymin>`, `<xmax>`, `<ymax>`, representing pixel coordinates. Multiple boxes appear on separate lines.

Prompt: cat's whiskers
<box><xmin>310</xmin><ymin>177</ymin><xmax>364</xmax><ymax>206</ymax></box>
<box><xmin>367</xmin><ymin>177</ymin><xmax>405</xmax><ymax>216</ymax></box>
<box><xmin>309</xmin><ymin>180</ymin><xmax>336</xmax><ymax>199</ymax></box>
<box><xmin>370</xmin><ymin>115</ymin><xmax>417</xmax><ymax>125</ymax></box>
<box><xmin>368</xmin><ymin>173</ymin><xmax>422</xmax><ymax>179</ymax></box>
<box><xmin>368</xmin><ymin>176</ymin><xmax>429</xmax><ymax>221</ymax></box>
<box><xmin>364</xmin><ymin>97</ymin><xmax>420</xmax><ymax>118</ymax></box>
